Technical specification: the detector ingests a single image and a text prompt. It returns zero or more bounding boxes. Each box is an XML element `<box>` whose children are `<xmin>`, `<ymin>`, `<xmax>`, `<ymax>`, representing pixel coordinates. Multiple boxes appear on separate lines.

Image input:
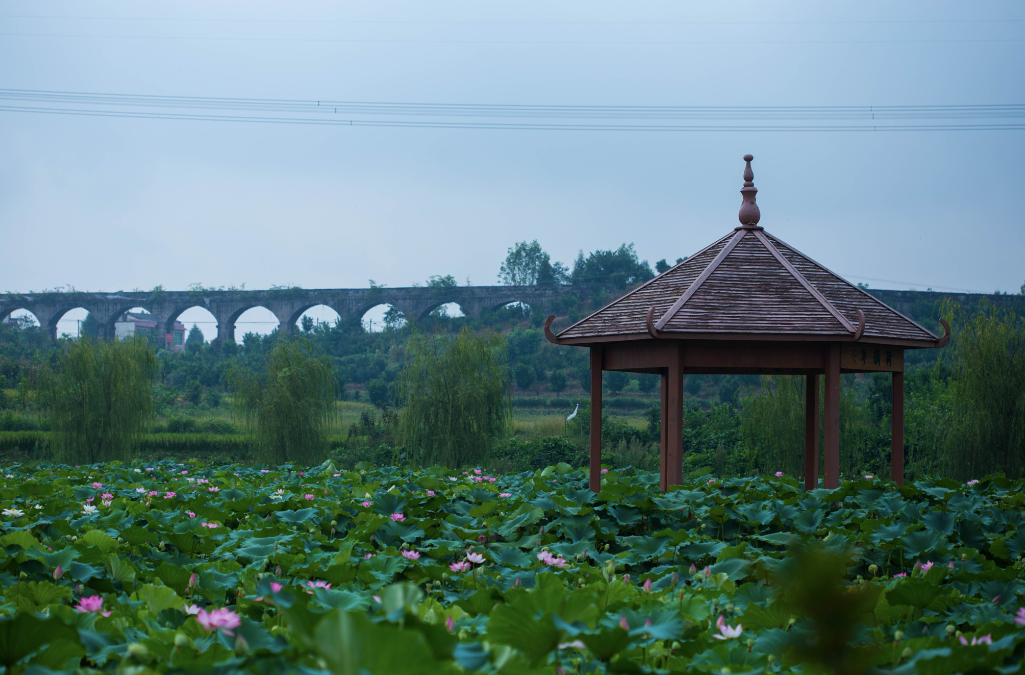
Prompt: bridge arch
<box><xmin>228</xmin><ymin>306</ymin><xmax>281</xmax><ymax>343</ymax></box>
<box><xmin>417</xmin><ymin>301</ymin><xmax>467</xmax><ymax>322</ymax></box>
<box><xmin>287</xmin><ymin>304</ymin><xmax>343</xmax><ymax>332</ymax></box>
<box><xmin>1</xmin><ymin>308</ymin><xmax>41</xmax><ymax>329</ymax></box>
<box><xmin>361</xmin><ymin>304</ymin><xmax>406</xmax><ymax>333</ymax></box>
<box><xmin>166</xmin><ymin>306</ymin><xmax>218</xmax><ymax>345</ymax></box>
<box><xmin>51</xmin><ymin>306</ymin><xmax>93</xmax><ymax>340</ymax></box>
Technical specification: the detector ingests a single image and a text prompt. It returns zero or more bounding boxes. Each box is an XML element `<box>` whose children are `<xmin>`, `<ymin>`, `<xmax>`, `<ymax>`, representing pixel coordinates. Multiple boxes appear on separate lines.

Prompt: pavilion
<box><xmin>545</xmin><ymin>155</ymin><xmax>949</xmax><ymax>492</ymax></box>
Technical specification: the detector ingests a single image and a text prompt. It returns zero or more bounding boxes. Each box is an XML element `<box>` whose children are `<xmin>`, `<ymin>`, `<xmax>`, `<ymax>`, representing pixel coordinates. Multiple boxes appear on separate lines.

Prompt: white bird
<box><xmin>566</xmin><ymin>404</ymin><xmax>579</xmax><ymax>421</ymax></box>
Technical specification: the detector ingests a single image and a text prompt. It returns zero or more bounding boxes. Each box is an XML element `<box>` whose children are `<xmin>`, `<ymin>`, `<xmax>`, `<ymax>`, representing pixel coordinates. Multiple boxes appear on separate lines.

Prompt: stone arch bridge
<box><xmin>1</xmin><ymin>285</ymin><xmax>576</xmax><ymax>343</ymax></box>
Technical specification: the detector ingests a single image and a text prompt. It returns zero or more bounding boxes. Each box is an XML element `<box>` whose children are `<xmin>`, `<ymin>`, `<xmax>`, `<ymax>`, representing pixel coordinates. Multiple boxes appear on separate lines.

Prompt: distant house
<box><xmin>115</xmin><ymin>312</ymin><xmax>186</xmax><ymax>352</ymax></box>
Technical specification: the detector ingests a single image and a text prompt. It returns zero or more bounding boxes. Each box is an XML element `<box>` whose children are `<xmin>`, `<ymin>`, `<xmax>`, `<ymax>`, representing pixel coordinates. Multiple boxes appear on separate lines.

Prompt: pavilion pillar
<box><xmin>659</xmin><ymin>371</ymin><xmax>668</xmax><ymax>488</ymax></box>
<box><xmin>823</xmin><ymin>344</ymin><xmax>841</xmax><ymax>489</ymax></box>
<box><xmin>589</xmin><ymin>346</ymin><xmax>603</xmax><ymax>492</ymax></box>
<box><xmin>892</xmin><ymin>371</ymin><xmax>904</xmax><ymax>486</ymax></box>
<box><xmin>804</xmin><ymin>373</ymin><xmax>819</xmax><ymax>490</ymax></box>
<box><xmin>664</xmin><ymin>344</ymin><xmax>684</xmax><ymax>489</ymax></box>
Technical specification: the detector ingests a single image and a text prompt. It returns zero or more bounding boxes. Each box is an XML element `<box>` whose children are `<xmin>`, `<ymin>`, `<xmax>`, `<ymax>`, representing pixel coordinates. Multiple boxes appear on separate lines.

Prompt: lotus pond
<box><xmin>0</xmin><ymin>460</ymin><xmax>1024</xmax><ymax>674</ymax></box>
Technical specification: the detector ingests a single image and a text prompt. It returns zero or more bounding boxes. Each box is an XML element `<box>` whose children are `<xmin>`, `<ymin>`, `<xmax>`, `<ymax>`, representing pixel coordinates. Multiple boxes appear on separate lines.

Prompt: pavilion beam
<box><xmin>804</xmin><ymin>373</ymin><xmax>819</xmax><ymax>490</ymax></box>
<box><xmin>589</xmin><ymin>346</ymin><xmax>603</xmax><ymax>493</ymax></box>
<box><xmin>824</xmin><ymin>344</ymin><xmax>841</xmax><ymax>489</ymax></box>
<box><xmin>892</xmin><ymin>371</ymin><xmax>904</xmax><ymax>486</ymax></box>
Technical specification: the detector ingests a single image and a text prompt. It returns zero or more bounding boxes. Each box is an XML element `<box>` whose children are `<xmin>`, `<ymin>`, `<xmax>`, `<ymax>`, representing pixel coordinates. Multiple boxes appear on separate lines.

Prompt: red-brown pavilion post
<box><xmin>660</xmin><ymin>370</ymin><xmax>669</xmax><ymax>488</ymax></box>
<box><xmin>892</xmin><ymin>371</ymin><xmax>905</xmax><ymax>486</ymax></box>
<box><xmin>823</xmin><ymin>344</ymin><xmax>841</xmax><ymax>489</ymax></box>
<box><xmin>665</xmin><ymin>345</ymin><xmax>684</xmax><ymax>488</ymax></box>
<box><xmin>804</xmin><ymin>373</ymin><xmax>820</xmax><ymax>490</ymax></box>
<box><xmin>589</xmin><ymin>346</ymin><xmax>603</xmax><ymax>492</ymax></box>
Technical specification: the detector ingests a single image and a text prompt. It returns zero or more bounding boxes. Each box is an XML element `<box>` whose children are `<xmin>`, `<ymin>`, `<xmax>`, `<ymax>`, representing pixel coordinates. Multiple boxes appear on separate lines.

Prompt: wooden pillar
<box><xmin>659</xmin><ymin>370</ymin><xmax>669</xmax><ymax>489</ymax></box>
<box><xmin>823</xmin><ymin>344</ymin><xmax>841</xmax><ymax>489</ymax></box>
<box><xmin>589</xmin><ymin>346</ymin><xmax>603</xmax><ymax>492</ymax></box>
<box><xmin>664</xmin><ymin>344</ymin><xmax>684</xmax><ymax>489</ymax></box>
<box><xmin>804</xmin><ymin>373</ymin><xmax>819</xmax><ymax>490</ymax></box>
<box><xmin>892</xmin><ymin>371</ymin><xmax>904</xmax><ymax>486</ymax></box>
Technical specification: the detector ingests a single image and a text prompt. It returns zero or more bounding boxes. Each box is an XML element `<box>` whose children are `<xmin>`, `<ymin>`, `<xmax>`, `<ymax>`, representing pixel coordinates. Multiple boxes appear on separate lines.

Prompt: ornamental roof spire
<box><xmin>738</xmin><ymin>154</ymin><xmax>761</xmax><ymax>228</ymax></box>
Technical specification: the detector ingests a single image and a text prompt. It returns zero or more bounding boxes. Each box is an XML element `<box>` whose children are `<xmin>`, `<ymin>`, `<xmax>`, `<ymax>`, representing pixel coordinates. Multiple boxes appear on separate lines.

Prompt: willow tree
<box><xmin>396</xmin><ymin>327</ymin><xmax>510</xmax><ymax>468</ymax></box>
<box><xmin>229</xmin><ymin>336</ymin><xmax>336</xmax><ymax>465</ymax></box>
<box><xmin>943</xmin><ymin>303</ymin><xmax>1025</xmax><ymax>479</ymax></box>
<box><xmin>41</xmin><ymin>335</ymin><xmax>158</xmax><ymax>464</ymax></box>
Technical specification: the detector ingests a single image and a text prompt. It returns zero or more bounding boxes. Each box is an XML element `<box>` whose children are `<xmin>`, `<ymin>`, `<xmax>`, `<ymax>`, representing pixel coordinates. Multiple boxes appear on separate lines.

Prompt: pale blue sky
<box><xmin>1</xmin><ymin>1</ymin><xmax>1024</xmax><ymax>338</ymax></box>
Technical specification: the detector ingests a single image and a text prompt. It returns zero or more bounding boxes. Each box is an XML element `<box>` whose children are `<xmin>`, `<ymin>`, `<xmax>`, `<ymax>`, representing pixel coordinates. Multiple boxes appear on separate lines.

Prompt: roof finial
<box><xmin>738</xmin><ymin>154</ymin><xmax>761</xmax><ymax>228</ymax></box>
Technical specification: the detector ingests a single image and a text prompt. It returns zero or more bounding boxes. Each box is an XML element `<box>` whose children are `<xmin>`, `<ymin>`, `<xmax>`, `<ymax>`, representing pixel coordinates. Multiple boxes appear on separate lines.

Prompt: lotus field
<box><xmin>1</xmin><ymin>461</ymin><xmax>1024</xmax><ymax>674</ymax></box>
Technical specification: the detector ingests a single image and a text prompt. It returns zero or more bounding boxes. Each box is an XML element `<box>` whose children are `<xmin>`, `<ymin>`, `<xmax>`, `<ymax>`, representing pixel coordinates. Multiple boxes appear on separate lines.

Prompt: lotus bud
<box><xmin>188</xmin><ymin>573</ymin><xmax>198</xmax><ymax>589</ymax></box>
<box><xmin>671</xmin><ymin>641</ymin><xmax>681</xmax><ymax>651</ymax></box>
<box><xmin>901</xmin><ymin>647</ymin><xmax>913</xmax><ymax>659</ymax></box>
<box><xmin>689</xmin><ymin>563</ymin><xmax>697</xmax><ymax>575</ymax></box>
<box><xmin>726</xmin><ymin>603</ymin><xmax>734</xmax><ymax>614</ymax></box>
<box><xmin>894</xmin><ymin>630</ymin><xmax>904</xmax><ymax>642</ymax></box>
<box><xmin>234</xmin><ymin>634</ymin><xmax>249</xmax><ymax>656</ymax></box>
<box><xmin>672</xmin><ymin>572</ymin><xmax>679</xmax><ymax>586</ymax></box>
<box><xmin>445</xmin><ymin>616</ymin><xmax>455</xmax><ymax>633</ymax></box>
<box><xmin>18</xmin><ymin>571</ymin><xmax>26</xmax><ymax>580</ymax></box>
<box><xmin>623</xmin><ymin>574</ymin><xmax>631</xmax><ymax>585</ymax></box>
<box><xmin>275</xmin><ymin>565</ymin><xmax>283</xmax><ymax>576</ymax></box>
<box><xmin>128</xmin><ymin>643</ymin><xmax>149</xmax><ymax>661</ymax></box>
<box><xmin>174</xmin><ymin>633</ymin><xmax>189</xmax><ymax>647</ymax></box>
<box><xmin>53</xmin><ymin>564</ymin><xmax>62</xmax><ymax>580</ymax></box>
<box><xmin>703</xmin><ymin>566</ymin><xmax>711</xmax><ymax>578</ymax></box>
<box><xmin>75</xmin><ymin>584</ymin><xmax>83</xmax><ymax>595</ymax></box>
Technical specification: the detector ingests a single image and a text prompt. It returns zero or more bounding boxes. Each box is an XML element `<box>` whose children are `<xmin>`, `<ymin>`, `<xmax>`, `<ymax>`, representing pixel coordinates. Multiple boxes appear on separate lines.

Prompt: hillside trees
<box><xmin>570</xmin><ymin>243</ymin><xmax>654</xmax><ymax>289</ymax></box>
<box><xmin>499</xmin><ymin>241</ymin><xmax>569</xmax><ymax>286</ymax></box>
<box><xmin>40</xmin><ymin>335</ymin><xmax>158</xmax><ymax>463</ymax></box>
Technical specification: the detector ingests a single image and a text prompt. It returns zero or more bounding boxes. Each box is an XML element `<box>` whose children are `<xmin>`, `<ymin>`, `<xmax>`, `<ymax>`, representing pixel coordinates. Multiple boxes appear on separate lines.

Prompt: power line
<box><xmin>3</xmin><ymin>31</ymin><xmax>1025</xmax><ymax>45</ymax></box>
<box><xmin>2</xmin><ymin>89</ymin><xmax>1024</xmax><ymax>132</ymax></box>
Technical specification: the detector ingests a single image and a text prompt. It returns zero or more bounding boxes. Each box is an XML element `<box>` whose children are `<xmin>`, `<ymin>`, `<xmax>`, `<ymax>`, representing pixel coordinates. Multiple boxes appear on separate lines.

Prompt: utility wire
<box><xmin>2</xmin><ymin>90</ymin><xmax>1024</xmax><ymax>131</ymax></box>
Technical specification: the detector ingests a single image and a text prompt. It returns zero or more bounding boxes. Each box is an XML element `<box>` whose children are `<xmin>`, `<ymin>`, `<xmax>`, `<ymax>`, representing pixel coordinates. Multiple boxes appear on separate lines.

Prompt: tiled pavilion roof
<box><xmin>555</xmin><ymin>156</ymin><xmax>941</xmax><ymax>347</ymax></box>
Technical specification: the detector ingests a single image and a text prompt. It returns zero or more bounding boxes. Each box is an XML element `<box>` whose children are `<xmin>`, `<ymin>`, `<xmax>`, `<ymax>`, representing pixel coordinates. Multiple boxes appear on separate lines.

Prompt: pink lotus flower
<box><xmin>713</xmin><ymin>615</ymin><xmax>743</xmax><ymax>639</ymax></box>
<box><xmin>101</xmin><ymin>493</ymin><xmax>114</xmax><ymax>501</ymax></box>
<box><xmin>949</xmin><ymin>561</ymin><xmax>955</xmax><ymax>569</ymax></box>
<box><xmin>91</xmin><ymin>482</ymin><xmax>103</xmax><ymax>489</ymax></box>
<box><xmin>537</xmin><ymin>551</ymin><xmax>567</xmax><ymax>568</ymax></box>
<box><xmin>893</xmin><ymin>573</ymin><xmax>907</xmax><ymax>578</ymax></box>
<box><xmin>85</xmin><ymin>497</ymin><xmax>94</xmax><ymax>503</ymax></box>
<box><xmin>187</xmin><ymin>510</ymin><xmax>196</xmax><ymax>518</ymax></box>
<box><xmin>372</xmin><ymin>595</ymin><xmax>382</xmax><ymax>604</ymax></box>
<box><xmin>180</xmin><ymin>470</ymin><xmax>188</xmax><ymax>475</ymax></box>
<box><xmin>473</xmin><ymin>476</ymin><xmax>483</xmax><ymax>483</ymax></box>
<box><xmin>208</xmin><ymin>486</ymin><xmax>220</xmax><ymax>493</ymax></box>
<box><xmin>183</xmin><ymin>604</ymin><xmax>200</xmax><ymax>615</ymax></box>
<box><xmin>201</xmin><ymin>522</ymin><xmax>220</xmax><ymax>529</ymax></box>
<box><xmin>362</xmin><ymin>501</ymin><xmax>372</xmax><ymax>508</ymax></box>
<box><xmin>164</xmin><ymin>492</ymin><xmax>176</xmax><ymax>499</ymax></box>
<box><xmin>196</xmin><ymin>607</ymin><xmax>241</xmax><ymax>635</ymax></box>
<box><xmin>270</xmin><ymin>582</ymin><xmax>283</xmax><ymax>593</ymax></box>
<box><xmin>499</xmin><ymin>492</ymin><xmax>512</xmax><ymax>498</ymax></box>
<box><xmin>304</xmin><ymin>494</ymin><xmax>315</xmax><ymax>501</ymax></box>
<box><xmin>402</xmin><ymin>550</ymin><xmax>420</xmax><ymax>561</ymax></box>
<box><xmin>601</xmin><ymin>469</ymin><xmax>609</xmax><ymax>474</ymax></box>
<box><xmin>968</xmin><ymin>479</ymin><xmax>979</xmax><ymax>486</ymax></box>
<box><xmin>445</xmin><ymin>616</ymin><xmax>455</xmax><ymax>632</ymax></box>
<box><xmin>74</xmin><ymin>595</ymin><xmax>111</xmax><ymax>616</ymax></box>
<box><xmin>390</xmin><ymin>513</ymin><xmax>405</xmax><ymax>522</ymax></box>
<box><xmin>450</xmin><ymin>561</ymin><xmax>471</xmax><ymax>572</ymax></box>
<box><xmin>707</xmin><ymin>478</ymin><xmax>717</xmax><ymax>484</ymax></box>
<box><xmin>467</xmin><ymin>552</ymin><xmax>485</xmax><ymax>564</ymax></box>
<box><xmin>865</xmin><ymin>474</ymin><xmax>874</xmax><ymax>479</ymax></box>
<box><xmin>473</xmin><ymin>469</ymin><xmax>482</xmax><ymax>475</ymax></box>
<box><xmin>775</xmin><ymin>472</ymin><xmax>783</xmax><ymax>477</ymax></box>
<box><xmin>427</xmin><ymin>490</ymin><xmax>436</xmax><ymax>496</ymax></box>
<box><xmin>488</xmin><ymin>477</ymin><xmax>496</xmax><ymax>483</ymax></box>
<box><xmin>332</xmin><ymin>473</ymin><xmax>341</xmax><ymax>477</ymax></box>
<box><xmin>1014</xmin><ymin>608</ymin><xmax>1025</xmax><ymax>626</ymax></box>
<box><xmin>147</xmin><ymin>491</ymin><xmax>159</xmax><ymax>497</ymax></box>
<box><xmin>145</xmin><ymin>467</ymin><xmax>154</xmax><ymax>472</ymax></box>
<box><xmin>305</xmin><ymin>580</ymin><xmax>332</xmax><ymax>594</ymax></box>
<box><xmin>642</xmin><ymin>578</ymin><xmax>652</xmax><ymax>592</ymax></box>
<box><xmin>260</xmin><ymin>469</ymin><xmax>270</xmax><ymax>474</ymax></box>
<box><xmin>619</xmin><ymin>616</ymin><xmax>629</xmax><ymax>631</ymax></box>
<box><xmin>920</xmin><ymin>561</ymin><xmax>935</xmax><ymax>574</ymax></box>
<box><xmin>959</xmin><ymin>634</ymin><xmax>992</xmax><ymax>646</ymax></box>
<box><xmin>364</xmin><ymin>553</ymin><xmax>374</xmax><ymax>559</ymax></box>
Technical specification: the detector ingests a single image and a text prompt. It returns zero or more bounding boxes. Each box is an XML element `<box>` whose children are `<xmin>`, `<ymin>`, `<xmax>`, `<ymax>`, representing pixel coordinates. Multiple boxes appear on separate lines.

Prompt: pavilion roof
<box><xmin>554</xmin><ymin>156</ymin><xmax>940</xmax><ymax>347</ymax></box>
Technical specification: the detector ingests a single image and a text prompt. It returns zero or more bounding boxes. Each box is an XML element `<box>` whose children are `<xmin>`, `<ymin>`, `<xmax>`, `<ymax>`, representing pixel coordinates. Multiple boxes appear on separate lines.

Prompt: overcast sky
<box><xmin>1</xmin><ymin>1</ymin><xmax>1023</xmax><ymax>338</ymax></box>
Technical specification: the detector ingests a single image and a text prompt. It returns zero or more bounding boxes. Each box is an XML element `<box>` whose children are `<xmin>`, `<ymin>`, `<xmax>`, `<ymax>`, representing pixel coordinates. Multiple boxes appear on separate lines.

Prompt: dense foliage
<box><xmin>228</xmin><ymin>337</ymin><xmax>336</xmax><ymax>466</ymax></box>
<box><xmin>0</xmin><ymin>462</ymin><xmax>1023</xmax><ymax>673</ymax></box>
<box><xmin>39</xmin><ymin>336</ymin><xmax>158</xmax><ymax>464</ymax></box>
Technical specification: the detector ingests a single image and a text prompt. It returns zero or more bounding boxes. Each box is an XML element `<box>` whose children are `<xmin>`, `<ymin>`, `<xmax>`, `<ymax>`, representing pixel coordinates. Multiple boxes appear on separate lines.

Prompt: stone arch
<box><xmin>416</xmin><ymin>301</ymin><xmax>468</xmax><ymax>322</ymax></box>
<box><xmin>51</xmin><ymin>306</ymin><xmax>93</xmax><ymax>340</ymax></box>
<box><xmin>166</xmin><ymin>306</ymin><xmax>218</xmax><ymax>345</ymax></box>
<box><xmin>287</xmin><ymin>303</ymin><xmax>342</xmax><ymax>332</ymax></box>
<box><xmin>228</xmin><ymin>306</ymin><xmax>280</xmax><ymax>343</ymax></box>
<box><xmin>491</xmin><ymin>299</ymin><xmax>532</xmax><ymax>318</ymax></box>
<box><xmin>1</xmin><ymin>307</ymin><xmax>41</xmax><ymax>329</ymax></box>
<box><xmin>361</xmin><ymin>304</ymin><xmax>406</xmax><ymax>333</ymax></box>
